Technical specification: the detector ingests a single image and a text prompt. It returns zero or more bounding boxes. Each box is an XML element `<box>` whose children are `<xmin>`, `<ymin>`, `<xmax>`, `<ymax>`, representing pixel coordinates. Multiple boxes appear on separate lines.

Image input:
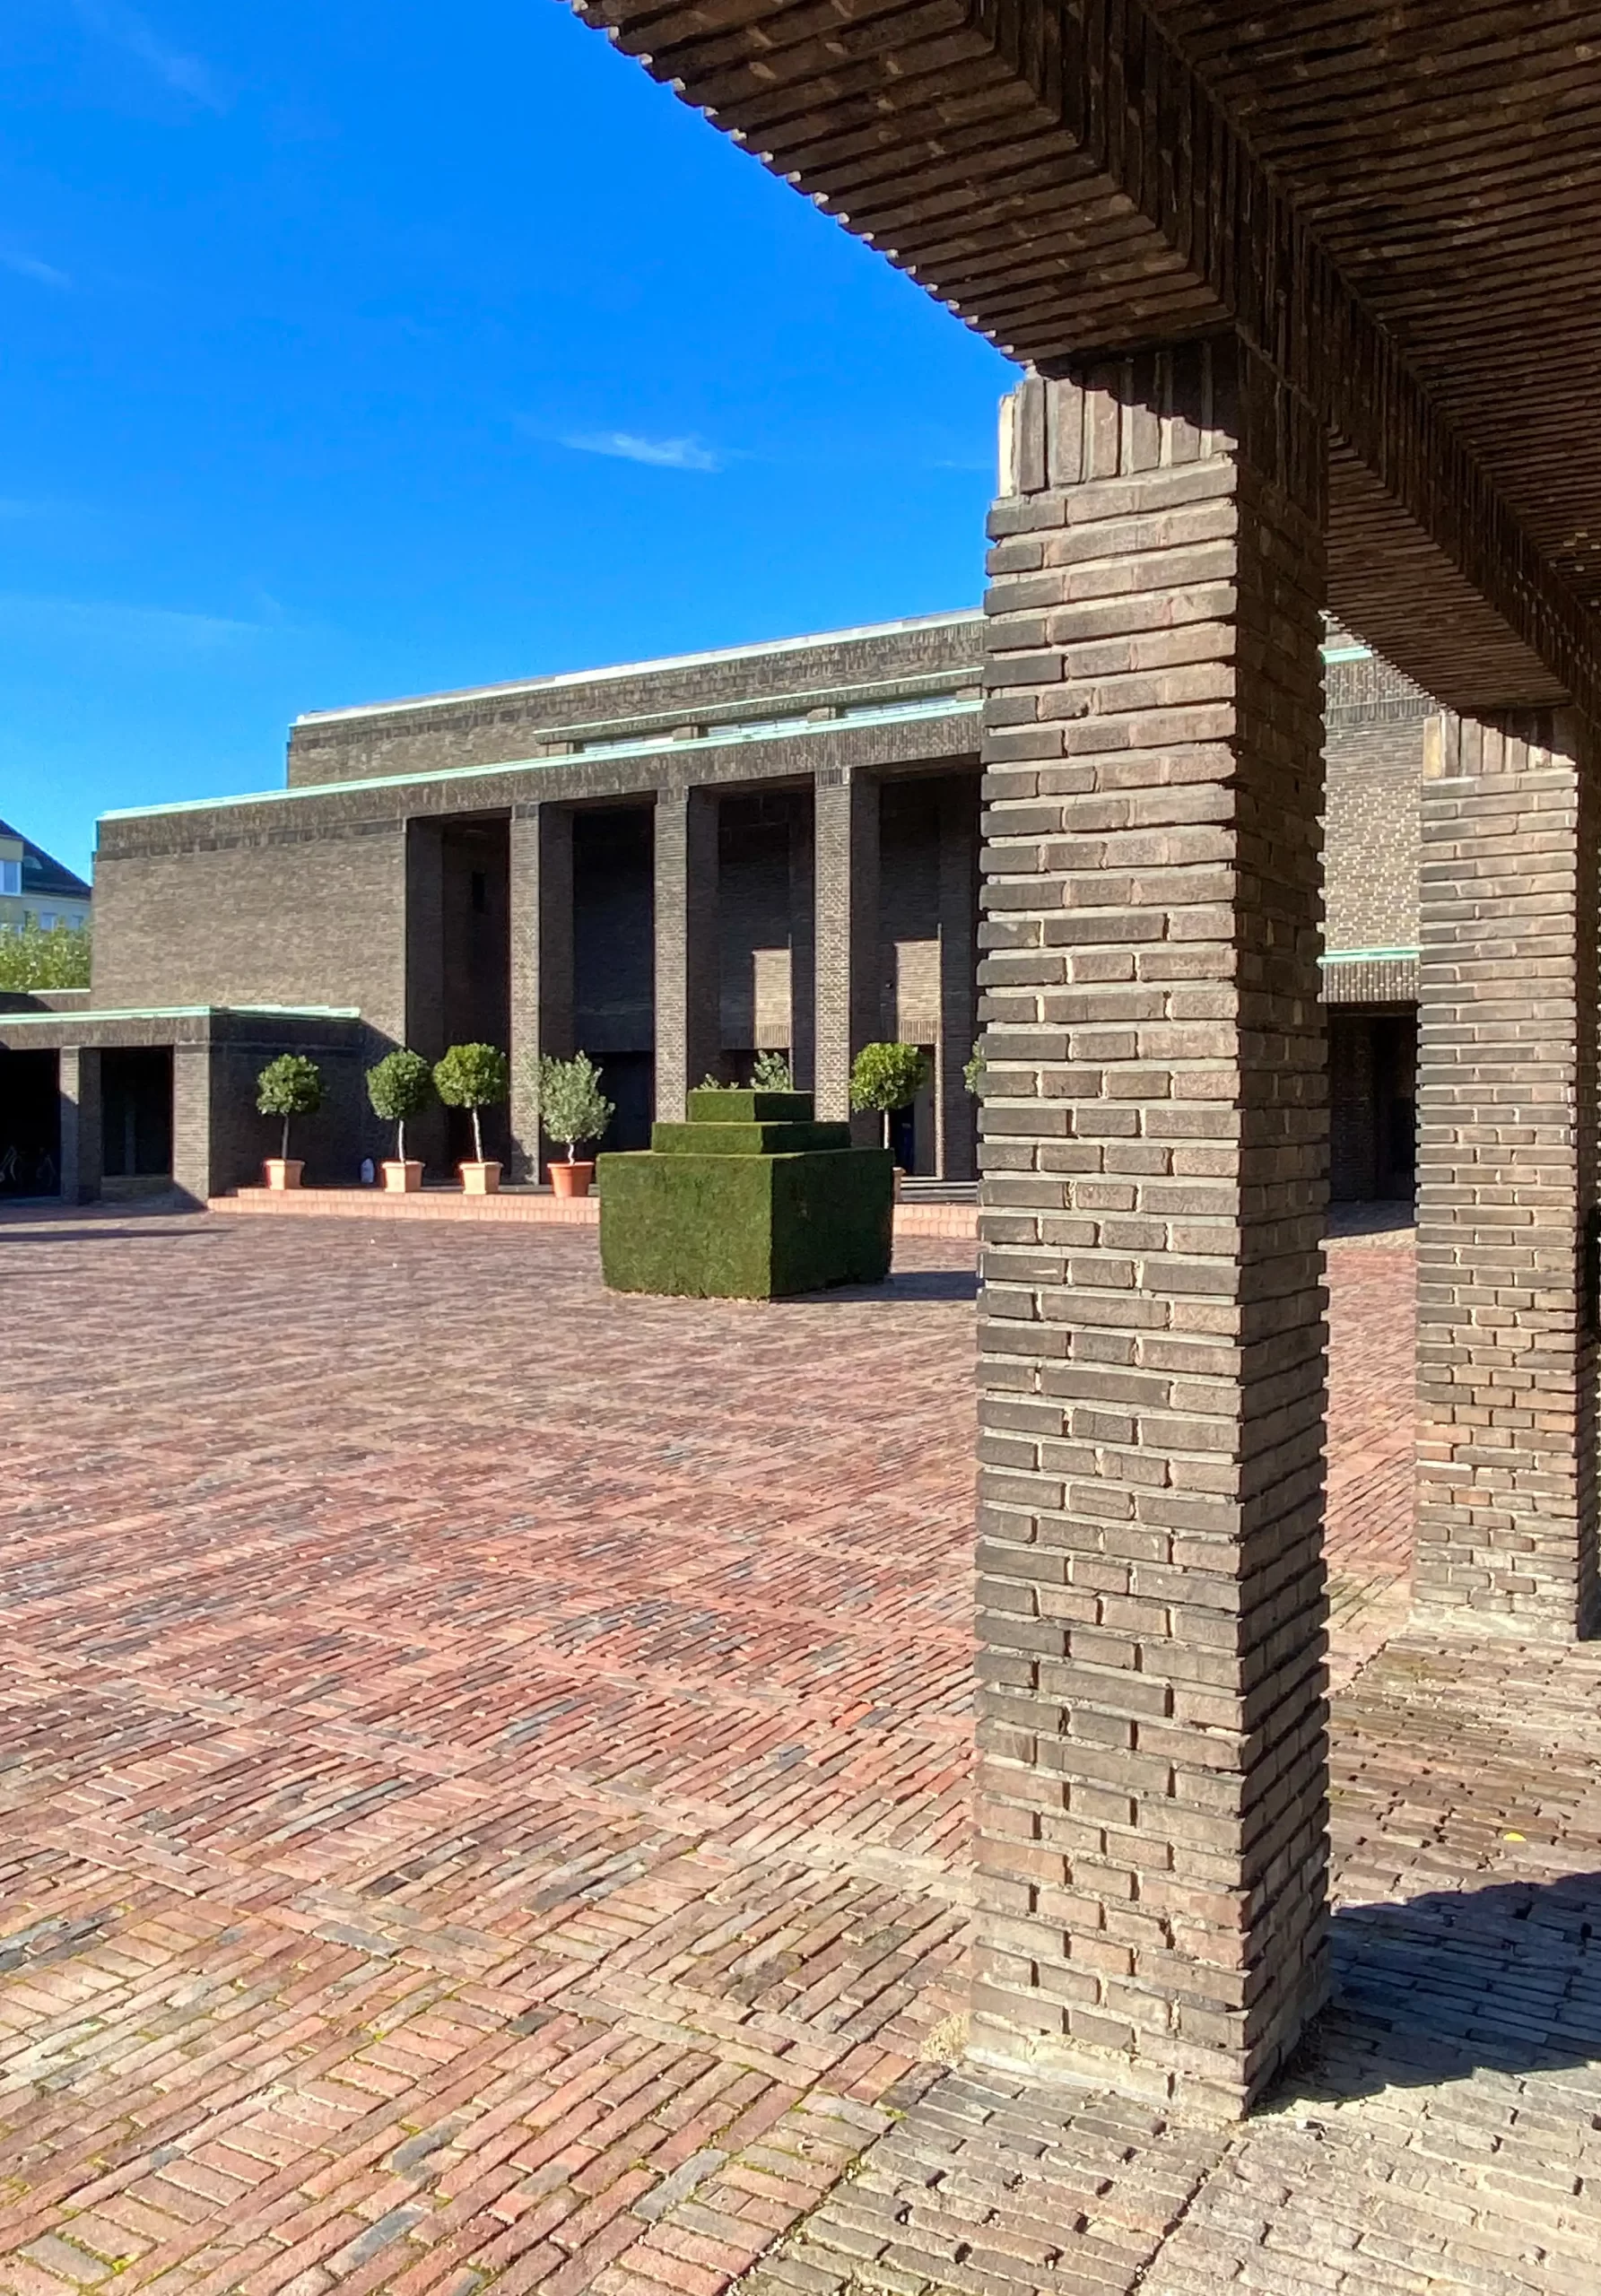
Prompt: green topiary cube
<box><xmin>598</xmin><ymin>1087</ymin><xmax>892</xmax><ymax>1299</ymax></box>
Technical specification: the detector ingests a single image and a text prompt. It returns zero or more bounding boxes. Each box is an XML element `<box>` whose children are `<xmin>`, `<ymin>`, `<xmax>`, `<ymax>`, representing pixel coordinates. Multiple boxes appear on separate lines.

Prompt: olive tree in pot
<box><xmin>750</xmin><ymin>1049</ymin><xmax>794</xmax><ymax>1090</ymax></box>
<box><xmin>434</xmin><ymin>1042</ymin><xmax>509</xmax><ymax>1193</ymax></box>
<box><xmin>257</xmin><ymin>1053</ymin><xmax>322</xmax><ymax>1189</ymax></box>
<box><xmin>366</xmin><ymin>1048</ymin><xmax>435</xmax><ymax>1192</ymax></box>
<box><xmin>849</xmin><ymin>1040</ymin><xmax>927</xmax><ymax>1184</ymax></box>
<box><xmin>535</xmin><ymin>1052</ymin><xmax>614</xmax><ymax>1198</ymax></box>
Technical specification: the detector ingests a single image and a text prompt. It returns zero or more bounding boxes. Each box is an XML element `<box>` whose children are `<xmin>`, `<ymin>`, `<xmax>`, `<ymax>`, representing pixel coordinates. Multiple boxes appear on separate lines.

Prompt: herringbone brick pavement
<box><xmin>1</xmin><ymin>1216</ymin><xmax>1415</xmax><ymax>2293</ymax></box>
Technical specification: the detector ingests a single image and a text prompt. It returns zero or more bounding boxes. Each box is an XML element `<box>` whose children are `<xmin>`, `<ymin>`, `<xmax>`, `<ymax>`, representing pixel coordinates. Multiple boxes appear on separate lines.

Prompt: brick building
<box><xmin>4</xmin><ymin>0</ymin><xmax>1592</xmax><ymax>2141</ymax></box>
<box><xmin>0</xmin><ymin>607</ymin><xmax>1420</xmax><ymax>1205</ymax></box>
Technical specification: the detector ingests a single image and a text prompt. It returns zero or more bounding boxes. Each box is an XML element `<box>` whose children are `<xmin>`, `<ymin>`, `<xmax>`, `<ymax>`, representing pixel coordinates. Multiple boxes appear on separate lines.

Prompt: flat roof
<box><xmin>292</xmin><ymin>609</ymin><xmax>987</xmax><ymax>727</ymax></box>
<box><xmin>103</xmin><ymin>691</ymin><xmax>980</xmax><ymax>827</ymax></box>
<box><xmin>101</xmin><ymin>618</ymin><xmax>1379</xmax><ymax>834</ymax></box>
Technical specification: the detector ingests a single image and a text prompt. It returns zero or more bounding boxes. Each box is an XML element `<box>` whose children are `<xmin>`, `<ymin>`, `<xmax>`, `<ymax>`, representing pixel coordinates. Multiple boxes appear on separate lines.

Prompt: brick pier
<box><xmin>975</xmin><ymin>347</ymin><xmax>1331</xmax><ymax>2117</ymax></box>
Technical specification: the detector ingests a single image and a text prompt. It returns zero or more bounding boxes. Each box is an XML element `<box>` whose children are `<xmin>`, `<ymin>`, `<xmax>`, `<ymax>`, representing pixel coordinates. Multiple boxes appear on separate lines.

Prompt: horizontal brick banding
<box><xmin>972</xmin><ymin>342</ymin><xmax>1329</xmax><ymax>2118</ymax></box>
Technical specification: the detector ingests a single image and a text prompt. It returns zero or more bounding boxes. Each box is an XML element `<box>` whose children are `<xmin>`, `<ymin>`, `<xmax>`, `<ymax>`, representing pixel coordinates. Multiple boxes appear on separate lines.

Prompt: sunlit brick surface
<box><xmin>2</xmin><ymin>1215</ymin><xmax>1410</xmax><ymax>2293</ymax></box>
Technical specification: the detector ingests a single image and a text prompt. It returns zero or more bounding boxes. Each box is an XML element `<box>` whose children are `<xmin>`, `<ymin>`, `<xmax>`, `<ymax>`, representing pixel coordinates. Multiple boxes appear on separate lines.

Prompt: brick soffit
<box><xmin>572</xmin><ymin>0</ymin><xmax>1601</xmax><ymax>720</ymax></box>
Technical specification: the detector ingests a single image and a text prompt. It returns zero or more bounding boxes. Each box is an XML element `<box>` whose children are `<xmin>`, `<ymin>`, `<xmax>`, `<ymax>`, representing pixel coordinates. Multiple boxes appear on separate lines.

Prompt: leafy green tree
<box><xmin>0</xmin><ymin>918</ymin><xmax>91</xmax><ymax>990</ymax></box>
<box><xmin>849</xmin><ymin>1041</ymin><xmax>927</xmax><ymax>1147</ymax></box>
<box><xmin>751</xmin><ymin>1049</ymin><xmax>793</xmax><ymax>1091</ymax></box>
<box><xmin>535</xmin><ymin>1052</ymin><xmax>614</xmax><ymax>1161</ymax></box>
<box><xmin>257</xmin><ymin>1054</ymin><xmax>323</xmax><ymax>1161</ymax></box>
<box><xmin>434</xmin><ymin>1042</ymin><xmax>509</xmax><ymax>1163</ymax></box>
<box><xmin>963</xmin><ymin>1039</ymin><xmax>985</xmax><ymax>1096</ymax></box>
<box><xmin>365</xmin><ymin>1048</ymin><xmax>435</xmax><ymax>1161</ymax></box>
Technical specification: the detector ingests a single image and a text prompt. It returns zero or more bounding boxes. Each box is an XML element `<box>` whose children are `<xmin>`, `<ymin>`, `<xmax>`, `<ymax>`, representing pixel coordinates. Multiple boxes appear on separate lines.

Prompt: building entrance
<box><xmin>1330</xmin><ymin>1006</ymin><xmax>1418</xmax><ymax>1203</ymax></box>
<box><xmin>0</xmin><ymin>1049</ymin><xmax>61</xmax><ymax>1196</ymax></box>
<box><xmin>100</xmin><ymin>1048</ymin><xmax>174</xmax><ymax>1190</ymax></box>
<box><xmin>574</xmin><ymin>806</ymin><xmax>654</xmax><ymax>1152</ymax></box>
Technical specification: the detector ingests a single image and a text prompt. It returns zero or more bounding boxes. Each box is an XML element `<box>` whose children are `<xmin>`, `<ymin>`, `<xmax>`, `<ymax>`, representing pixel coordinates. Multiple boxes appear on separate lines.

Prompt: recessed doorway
<box><xmin>101</xmin><ymin>1047</ymin><xmax>174</xmax><ymax>1196</ymax></box>
<box><xmin>0</xmin><ymin>1049</ymin><xmax>61</xmax><ymax>1197</ymax></box>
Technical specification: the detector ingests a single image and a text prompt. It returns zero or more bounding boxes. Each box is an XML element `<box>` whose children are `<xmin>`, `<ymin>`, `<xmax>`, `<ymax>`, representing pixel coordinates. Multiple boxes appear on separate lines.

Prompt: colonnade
<box><xmin>506</xmin><ymin>763</ymin><xmax>980</xmax><ymax>1176</ymax></box>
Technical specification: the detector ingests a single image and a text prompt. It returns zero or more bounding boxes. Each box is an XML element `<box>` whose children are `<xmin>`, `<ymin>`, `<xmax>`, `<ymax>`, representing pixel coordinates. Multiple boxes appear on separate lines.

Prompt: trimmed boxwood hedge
<box><xmin>597</xmin><ymin>1088</ymin><xmax>892</xmax><ymax>1298</ymax></box>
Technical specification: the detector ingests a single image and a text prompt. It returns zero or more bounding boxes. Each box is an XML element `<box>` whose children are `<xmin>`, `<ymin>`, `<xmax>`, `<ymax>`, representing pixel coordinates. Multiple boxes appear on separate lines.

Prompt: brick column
<box><xmin>654</xmin><ymin>785</ymin><xmax>719</xmax><ymax>1122</ymax></box>
<box><xmin>788</xmin><ymin>796</ymin><xmax>815</xmax><ymax>1092</ymax></box>
<box><xmin>509</xmin><ymin>804</ymin><xmax>575</xmax><ymax>1181</ymax></box>
<box><xmin>174</xmin><ymin>1039</ymin><xmax>214</xmax><ymax>1207</ymax></box>
<box><xmin>974</xmin><ymin>343</ymin><xmax>1330</xmax><ymax>2119</ymax></box>
<box><xmin>936</xmin><ymin>773</ymin><xmax>979</xmax><ymax>1180</ymax></box>
<box><xmin>57</xmin><ymin>1046</ymin><xmax>101</xmax><ymax>1204</ymax></box>
<box><xmin>814</xmin><ymin>767</ymin><xmax>879</xmax><ymax>1135</ymax></box>
<box><xmin>1414</xmin><ymin>710</ymin><xmax>1600</xmax><ymax>1637</ymax></box>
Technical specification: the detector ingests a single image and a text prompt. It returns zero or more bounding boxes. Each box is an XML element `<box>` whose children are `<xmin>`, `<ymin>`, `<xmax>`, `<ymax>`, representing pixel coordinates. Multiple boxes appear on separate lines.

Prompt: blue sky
<box><xmin>0</xmin><ymin>1</ymin><xmax>1015</xmax><ymax>877</ymax></box>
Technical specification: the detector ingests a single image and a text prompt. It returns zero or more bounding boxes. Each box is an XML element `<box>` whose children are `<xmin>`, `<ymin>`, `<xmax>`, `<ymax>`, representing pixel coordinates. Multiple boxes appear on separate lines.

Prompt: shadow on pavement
<box><xmin>823</xmin><ymin>1267</ymin><xmax>979</xmax><ymax>1303</ymax></box>
<box><xmin>1278</xmin><ymin>1871</ymin><xmax>1601</xmax><ymax>2103</ymax></box>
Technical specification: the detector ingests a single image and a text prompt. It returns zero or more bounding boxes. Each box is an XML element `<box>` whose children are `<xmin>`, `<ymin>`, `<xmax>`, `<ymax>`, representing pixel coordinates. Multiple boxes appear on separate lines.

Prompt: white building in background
<box><xmin>0</xmin><ymin>819</ymin><xmax>91</xmax><ymax>933</ymax></box>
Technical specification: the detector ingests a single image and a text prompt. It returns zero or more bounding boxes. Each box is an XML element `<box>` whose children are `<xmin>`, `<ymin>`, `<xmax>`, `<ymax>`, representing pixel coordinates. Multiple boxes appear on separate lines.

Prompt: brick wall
<box><xmin>287</xmin><ymin>617</ymin><xmax>982</xmax><ymax>787</ymax></box>
<box><xmin>92</xmin><ymin>824</ymin><xmax>409</xmax><ymax>1047</ymax></box>
<box><xmin>1322</xmin><ymin>639</ymin><xmax>1426</xmax><ymax>957</ymax></box>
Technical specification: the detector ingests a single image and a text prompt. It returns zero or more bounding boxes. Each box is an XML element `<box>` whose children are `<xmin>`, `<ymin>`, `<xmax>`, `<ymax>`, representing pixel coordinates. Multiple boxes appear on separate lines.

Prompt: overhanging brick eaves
<box><xmin>574</xmin><ymin>0</ymin><xmax>1601</xmax><ymax>719</ymax></box>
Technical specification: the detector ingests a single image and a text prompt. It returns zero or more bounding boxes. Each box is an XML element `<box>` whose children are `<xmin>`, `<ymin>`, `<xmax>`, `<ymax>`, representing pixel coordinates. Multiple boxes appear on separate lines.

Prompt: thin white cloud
<box><xmin>69</xmin><ymin>0</ymin><xmax>227</xmax><ymax>111</ymax></box>
<box><xmin>0</xmin><ymin>247</ymin><xmax>71</xmax><ymax>290</ymax></box>
<box><xmin>561</xmin><ymin>430</ymin><xmax>722</xmax><ymax>473</ymax></box>
<box><xmin>0</xmin><ymin>593</ymin><xmax>266</xmax><ymax>655</ymax></box>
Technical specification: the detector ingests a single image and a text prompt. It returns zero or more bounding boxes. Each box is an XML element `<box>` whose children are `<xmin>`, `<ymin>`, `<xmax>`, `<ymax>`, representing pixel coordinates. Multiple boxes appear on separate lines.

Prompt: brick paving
<box><xmin>1</xmin><ymin>1214</ymin><xmax>979</xmax><ymax>2296</ymax></box>
<box><xmin>6</xmin><ymin>1213</ymin><xmax>1586</xmax><ymax>2295</ymax></box>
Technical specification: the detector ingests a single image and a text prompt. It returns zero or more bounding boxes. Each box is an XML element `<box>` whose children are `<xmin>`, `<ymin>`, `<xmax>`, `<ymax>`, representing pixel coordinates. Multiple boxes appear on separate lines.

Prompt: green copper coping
<box><xmin>1318</xmin><ymin>947</ymin><xmax>1421</xmax><ymax>963</ymax></box>
<box><xmin>0</xmin><ymin>1004</ymin><xmax>361</xmax><ymax>1025</ymax></box>
<box><xmin>100</xmin><ymin>695</ymin><xmax>982</xmax><ymax>826</ymax></box>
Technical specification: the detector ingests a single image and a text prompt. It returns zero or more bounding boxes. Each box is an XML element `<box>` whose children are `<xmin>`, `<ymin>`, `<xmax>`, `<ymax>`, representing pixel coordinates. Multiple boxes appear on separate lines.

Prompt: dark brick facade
<box><xmin>284</xmin><ymin>614</ymin><xmax>983</xmax><ymax>787</ymax></box>
<box><xmin>0</xmin><ymin>1006</ymin><xmax>363</xmax><ymax>1205</ymax></box>
<box><xmin>92</xmin><ymin>624</ymin><xmax>992</xmax><ymax>1184</ymax></box>
<box><xmin>80</xmin><ymin>608</ymin><xmax>1430</xmax><ymax>1200</ymax></box>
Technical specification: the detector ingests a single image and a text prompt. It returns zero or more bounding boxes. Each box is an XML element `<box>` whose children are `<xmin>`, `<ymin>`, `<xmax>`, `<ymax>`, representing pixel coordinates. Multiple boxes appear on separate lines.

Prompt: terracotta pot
<box><xmin>264</xmin><ymin>1159</ymin><xmax>303</xmax><ymax>1191</ymax></box>
<box><xmin>459</xmin><ymin>1161</ymin><xmax>502</xmax><ymax>1196</ymax></box>
<box><xmin>550</xmin><ymin>1160</ymin><xmax>595</xmax><ymax>1200</ymax></box>
<box><xmin>382</xmin><ymin>1160</ymin><xmax>422</xmax><ymax>1194</ymax></box>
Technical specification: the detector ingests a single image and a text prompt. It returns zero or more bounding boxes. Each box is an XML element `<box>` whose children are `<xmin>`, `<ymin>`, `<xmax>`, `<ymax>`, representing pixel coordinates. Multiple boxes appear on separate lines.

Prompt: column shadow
<box><xmin>815</xmin><ymin>1268</ymin><xmax>979</xmax><ymax>1302</ymax></box>
<box><xmin>1279</xmin><ymin>1873</ymin><xmax>1601</xmax><ymax>2105</ymax></box>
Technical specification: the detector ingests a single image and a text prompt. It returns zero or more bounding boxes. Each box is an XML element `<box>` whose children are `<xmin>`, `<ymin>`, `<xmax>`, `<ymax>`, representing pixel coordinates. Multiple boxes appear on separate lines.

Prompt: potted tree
<box><xmin>366</xmin><ymin>1048</ymin><xmax>435</xmax><ymax>1192</ymax></box>
<box><xmin>535</xmin><ymin>1051</ymin><xmax>614</xmax><ymax>1198</ymax></box>
<box><xmin>257</xmin><ymin>1053</ymin><xmax>322</xmax><ymax>1188</ymax></box>
<box><xmin>434</xmin><ymin>1041</ymin><xmax>509</xmax><ymax>1193</ymax></box>
<box><xmin>850</xmin><ymin>1041</ymin><xmax>927</xmax><ymax>1187</ymax></box>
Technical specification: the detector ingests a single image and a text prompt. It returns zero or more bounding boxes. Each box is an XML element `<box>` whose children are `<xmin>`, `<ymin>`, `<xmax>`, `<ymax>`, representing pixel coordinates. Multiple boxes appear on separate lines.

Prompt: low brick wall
<box><xmin>208</xmin><ymin>1185</ymin><xmax>978</xmax><ymax>1239</ymax></box>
